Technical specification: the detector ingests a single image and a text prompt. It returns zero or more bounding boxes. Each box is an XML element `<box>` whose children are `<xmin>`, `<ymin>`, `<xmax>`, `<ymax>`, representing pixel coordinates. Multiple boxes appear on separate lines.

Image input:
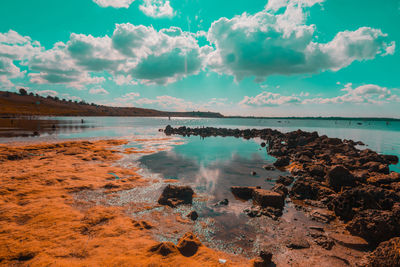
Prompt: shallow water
<box><xmin>1</xmin><ymin>116</ymin><xmax>399</xmax><ymax>171</ymax></box>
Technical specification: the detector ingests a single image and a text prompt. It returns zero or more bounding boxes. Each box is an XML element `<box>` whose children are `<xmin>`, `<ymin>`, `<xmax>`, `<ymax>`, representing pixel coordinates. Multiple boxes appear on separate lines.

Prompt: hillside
<box><xmin>0</xmin><ymin>91</ymin><xmax>224</xmax><ymax>118</ymax></box>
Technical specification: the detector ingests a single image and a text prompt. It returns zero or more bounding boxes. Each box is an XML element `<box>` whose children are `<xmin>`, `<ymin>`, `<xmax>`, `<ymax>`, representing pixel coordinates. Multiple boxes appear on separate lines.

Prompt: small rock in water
<box><xmin>260</xmin><ymin>142</ymin><xmax>266</xmax><ymax>148</ymax></box>
<box><xmin>215</xmin><ymin>198</ymin><xmax>229</xmax><ymax>206</ymax></box>
<box><xmin>158</xmin><ymin>184</ymin><xmax>194</xmax><ymax>208</ymax></box>
<box><xmin>251</xmin><ymin>171</ymin><xmax>257</xmax><ymax>176</ymax></box>
<box><xmin>187</xmin><ymin>211</ymin><xmax>198</xmax><ymax>221</ymax></box>
<box><xmin>263</xmin><ymin>164</ymin><xmax>275</xmax><ymax>171</ymax></box>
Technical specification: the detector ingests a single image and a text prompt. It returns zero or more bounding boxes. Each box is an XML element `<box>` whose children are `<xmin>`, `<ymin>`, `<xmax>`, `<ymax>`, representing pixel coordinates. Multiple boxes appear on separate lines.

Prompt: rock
<box><xmin>346</xmin><ymin>209</ymin><xmax>400</xmax><ymax>245</ymax></box>
<box><xmin>330</xmin><ymin>185</ymin><xmax>399</xmax><ymax>221</ymax></box>
<box><xmin>149</xmin><ymin>242</ymin><xmax>179</xmax><ymax>256</ymax></box>
<box><xmin>286</xmin><ymin>233</ymin><xmax>310</xmax><ymax>249</ymax></box>
<box><xmin>326</xmin><ymin>165</ymin><xmax>355</xmax><ymax>191</ymax></box>
<box><xmin>310</xmin><ymin>209</ymin><xmax>335</xmax><ymax>223</ymax></box>
<box><xmin>231</xmin><ymin>186</ymin><xmax>259</xmax><ymax>200</ymax></box>
<box><xmin>187</xmin><ymin>211</ymin><xmax>198</xmax><ymax>221</ymax></box>
<box><xmin>271</xmin><ymin>183</ymin><xmax>288</xmax><ymax>197</ymax></box>
<box><xmin>308</xmin><ymin>165</ymin><xmax>326</xmax><ymax>177</ymax></box>
<box><xmin>366</xmin><ymin>237</ymin><xmax>400</xmax><ymax>267</ymax></box>
<box><xmin>158</xmin><ymin>185</ymin><xmax>194</xmax><ymax>208</ymax></box>
<box><xmin>260</xmin><ymin>142</ymin><xmax>266</xmax><ymax>148</ymax></box>
<box><xmin>290</xmin><ymin>178</ymin><xmax>321</xmax><ymax>200</ymax></box>
<box><xmin>251</xmin><ymin>171</ymin><xmax>257</xmax><ymax>176</ymax></box>
<box><xmin>276</xmin><ymin>175</ymin><xmax>294</xmax><ymax>186</ymax></box>
<box><xmin>363</xmin><ymin>161</ymin><xmax>389</xmax><ymax>174</ymax></box>
<box><xmin>329</xmin><ymin>233</ymin><xmax>369</xmax><ymax>250</ymax></box>
<box><xmin>382</xmin><ymin>154</ymin><xmax>399</xmax><ymax>165</ymax></box>
<box><xmin>252</xmin><ymin>189</ymin><xmax>284</xmax><ymax>209</ymax></box>
<box><xmin>215</xmin><ymin>198</ymin><xmax>229</xmax><ymax>206</ymax></box>
<box><xmin>177</xmin><ymin>232</ymin><xmax>202</xmax><ymax>257</ymax></box>
<box><xmin>309</xmin><ymin>231</ymin><xmax>334</xmax><ymax>250</ymax></box>
<box><xmin>273</xmin><ymin>156</ymin><xmax>290</xmax><ymax>167</ymax></box>
<box><xmin>263</xmin><ymin>164</ymin><xmax>275</xmax><ymax>171</ymax></box>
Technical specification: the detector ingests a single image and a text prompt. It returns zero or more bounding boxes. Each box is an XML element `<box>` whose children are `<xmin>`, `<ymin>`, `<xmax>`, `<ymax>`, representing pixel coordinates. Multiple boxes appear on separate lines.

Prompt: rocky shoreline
<box><xmin>163</xmin><ymin>125</ymin><xmax>400</xmax><ymax>266</ymax></box>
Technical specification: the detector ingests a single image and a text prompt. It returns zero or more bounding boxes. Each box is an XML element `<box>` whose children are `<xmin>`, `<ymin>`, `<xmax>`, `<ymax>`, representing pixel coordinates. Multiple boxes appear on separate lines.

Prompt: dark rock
<box><xmin>346</xmin><ymin>209</ymin><xmax>400</xmax><ymax>245</ymax></box>
<box><xmin>276</xmin><ymin>175</ymin><xmax>294</xmax><ymax>186</ymax></box>
<box><xmin>231</xmin><ymin>186</ymin><xmax>259</xmax><ymax>200</ymax></box>
<box><xmin>326</xmin><ymin>165</ymin><xmax>355</xmax><ymax>191</ymax></box>
<box><xmin>215</xmin><ymin>198</ymin><xmax>229</xmax><ymax>206</ymax></box>
<box><xmin>260</xmin><ymin>142</ymin><xmax>266</xmax><ymax>148</ymax></box>
<box><xmin>363</xmin><ymin>161</ymin><xmax>390</xmax><ymax>174</ymax></box>
<box><xmin>252</xmin><ymin>189</ymin><xmax>284</xmax><ymax>209</ymax></box>
<box><xmin>158</xmin><ymin>185</ymin><xmax>194</xmax><ymax>208</ymax></box>
<box><xmin>290</xmin><ymin>178</ymin><xmax>321</xmax><ymax>200</ymax></box>
<box><xmin>309</xmin><ymin>231</ymin><xmax>334</xmax><ymax>250</ymax></box>
<box><xmin>253</xmin><ymin>250</ymin><xmax>273</xmax><ymax>266</ymax></box>
<box><xmin>308</xmin><ymin>165</ymin><xmax>326</xmax><ymax>177</ymax></box>
<box><xmin>187</xmin><ymin>211</ymin><xmax>198</xmax><ymax>221</ymax></box>
<box><xmin>367</xmin><ymin>237</ymin><xmax>400</xmax><ymax>267</ymax></box>
<box><xmin>177</xmin><ymin>232</ymin><xmax>202</xmax><ymax>257</ymax></box>
<box><xmin>271</xmin><ymin>183</ymin><xmax>288</xmax><ymax>197</ymax></box>
<box><xmin>263</xmin><ymin>164</ymin><xmax>275</xmax><ymax>171</ymax></box>
<box><xmin>273</xmin><ymin>156</ymin><xmax>290</xmax><ymax>167</ymax></box>
<box><xmin>251</xmin><ymin>171</ymin><xmax>257</xmax><ymax>176</ymax></box>
<box><xmin>382</xmin><ymin>154</ymin><xmax>399</xmax><ymax>165</ymax></box>
<box><xmin>330</xmin><ymin>185</ymin><xmax>399</xmax><ymax>221</ymax></box>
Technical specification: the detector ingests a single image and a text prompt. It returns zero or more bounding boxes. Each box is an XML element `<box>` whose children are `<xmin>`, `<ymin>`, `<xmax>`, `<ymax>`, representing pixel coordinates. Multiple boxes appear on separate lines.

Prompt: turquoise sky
<box><xmin>0</xmin><ymin>0</ymin><xmax>399</xmax><ymax>117</ymax></box>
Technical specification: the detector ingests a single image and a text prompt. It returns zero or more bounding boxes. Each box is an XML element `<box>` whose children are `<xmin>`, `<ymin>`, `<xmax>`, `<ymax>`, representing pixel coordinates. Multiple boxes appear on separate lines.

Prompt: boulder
<box><xmin>326</xmin><ymin>165</ymin><xmax>355</xmax><ymax>191</ymax></box>
<box><xmin>367</xmin><ymin>237</ymin><xmax>400</xmax><ymax>267</ymax></box>
<box><xmin>329</xmin><ymin>233</ymin><xmax>369</xmax><ymax>250</ymax></box>
<box><xmin>382</xmin><ymin>154</ymin><xmax>399</xmax><ymax>165</ymax></box>
<box><xmin>271</xmin><ymin>183</ymin><xmax>288</xmax><ymax>197</ymax></box>
<box><xmin>158</xmin><ymin>185</ymin><xmax>194</xmax><ymax>208</ymax></box>
<box><xmin>346</xmin><ymin>209</ymin><xmax>400</xmax><ymax>245</ymax></box>
<box><xmin>252</xmin><ymin>189</ymin><xmax>284</xmax><ymax>209</ymax></box>
<box><xmin>273</xmin><ymin>156</ymin><xmax>290</xmax><ymax>167</ymax></box>
<box><xmin>330</xmin><ymin>185</ymin><xmax>399</xmax><ymax>221</ymax></box>
<box><xmin>276</xmin><ymin>175</ymin><xmax>294</xmax><ymax>186</ymax></box>
<box><xmin>231</xmin><ymin>186</ymin><xmax>259</xmax><ymax>200</ymax></box>
<box><xmin>308</xmin><ymin>165</ymin><xmax>326</xmax><ymax>177</ymax></box>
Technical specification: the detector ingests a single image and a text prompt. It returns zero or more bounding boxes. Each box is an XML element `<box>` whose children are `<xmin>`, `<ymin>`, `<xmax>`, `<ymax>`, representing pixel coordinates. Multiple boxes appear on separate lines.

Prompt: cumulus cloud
<box><xmin>93</xmin><ymin>0</ymin><xmax>135</xmax><ymax>8</ymax></box>
<box><xmin>303</xmin><ymin>83</ymin><xmax>400</xmax><ymax>104</ymax></box>
<box><xmin>207</xmin><ymin>3</ymin><xmax>395</xmax><ymax>82</ymax></box>
<box><xmin>89</xmin><ymin>87</ymin><xmax>109</xmax><ymax>95</ymax></box>
<box><xmin>265</xmin><ymin>0</ymin><xmax>324</xmax><ymax>11</ymax></box>
<box><xmin>240</xmin><ymin>91</ymin><xmax>301</xmax><ymax>106</ymax></box>
<box><xmin>139</xmin><ymin>0</ymin><xmax>174</xmax><ymax>18</ymax></box>
<box><xmin>34</xmin><ymin>90</ymin><xmax>58</xmax><ymax>97</ymax></box>
<box><xmin>0</xmin><ymin>30</ymin><xmax>41</xmax><ymax>88</ymax></box>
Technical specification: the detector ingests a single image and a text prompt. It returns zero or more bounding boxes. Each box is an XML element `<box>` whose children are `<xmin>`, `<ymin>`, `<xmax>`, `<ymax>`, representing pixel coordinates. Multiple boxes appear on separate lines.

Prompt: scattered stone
<box><xmin>187</xmin><ymin>211</ymin><xmax>198</xmax><ymax>221</ymax></box>
<box><xmin>286</xmin><ymin>233</ymin><xmax>310</xmax><ymax>249</ymax></box>
<box><xmin>276</xmin><ymin>175</ymin><xmax>294</xmax><ymax>186</ymax></box>
<box><xmin>158</xmin><ymin>185</ymin><xmax>194</xmax><ymax>208</ymax></box>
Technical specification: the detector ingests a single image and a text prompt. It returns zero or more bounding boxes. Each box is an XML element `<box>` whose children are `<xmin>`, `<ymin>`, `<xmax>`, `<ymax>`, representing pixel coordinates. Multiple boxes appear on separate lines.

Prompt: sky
<box><xmin>0</xmin><ymin>0</ymin><xmax>399</xmax><ymax>117</ymax></box>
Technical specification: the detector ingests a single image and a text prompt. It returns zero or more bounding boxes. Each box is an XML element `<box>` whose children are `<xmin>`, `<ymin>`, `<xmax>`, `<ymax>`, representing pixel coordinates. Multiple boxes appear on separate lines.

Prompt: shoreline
<box><xmin>0</xmin><ymin>139</ymin><xmax>247</xmax><ymax>266</ymax></box>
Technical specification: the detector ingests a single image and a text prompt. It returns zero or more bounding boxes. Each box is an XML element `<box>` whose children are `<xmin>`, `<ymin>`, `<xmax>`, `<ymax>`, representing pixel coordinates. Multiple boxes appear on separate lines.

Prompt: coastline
<box><xmin>0</xmin><ymin>139</ymin><xmax>247</xmax><ymax>266</ymax></box>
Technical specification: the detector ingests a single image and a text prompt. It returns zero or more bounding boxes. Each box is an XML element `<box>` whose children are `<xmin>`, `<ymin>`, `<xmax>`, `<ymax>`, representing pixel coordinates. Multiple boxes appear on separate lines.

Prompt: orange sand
<box><xmin>0</xmin><ymin>140</ymin><xmax>248</xmax><ymax>266</ymax></box>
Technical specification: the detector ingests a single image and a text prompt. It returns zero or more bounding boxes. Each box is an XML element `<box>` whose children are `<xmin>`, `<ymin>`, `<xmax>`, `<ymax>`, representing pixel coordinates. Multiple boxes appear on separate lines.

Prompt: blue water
<box><xmin>1</xmin><ymin>116</ymin><xmax>399</xmax><ymax>171</ymax></box>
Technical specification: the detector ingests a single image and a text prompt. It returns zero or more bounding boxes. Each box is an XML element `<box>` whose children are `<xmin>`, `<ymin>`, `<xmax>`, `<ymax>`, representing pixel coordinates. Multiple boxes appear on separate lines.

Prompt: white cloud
<box><xmin>207</xmin><ymin>3</ymin><xmax>394</xmax><ymax>82</ymax></box>
<box><xmin>265</xmin><ymin>0</ymin><xmax>324</xmax><ymax>11</ymax></box>
<box><xmin>303</xmin><ymin>84</ymin><xmax>399</xmax><ymax>104</ymax></box>
<box><xmin>93</xmin><ymin>0</ymin><xmax>135</xmax><ymax>8</ymax></box>
<box><xmin>35</xmin><ymin>90</ymin><xmax>58</xmax><ymax>97</ymax></box>
<box><xmin>240</xmin><ymin>91</ymin><xmax>301</xmax><ymax>106</ymax></box>
<box><xmin>139</xmin><ymin>0</ymin><xmax>174</xmax><ymax>18</ymax></box>
<box><xmin>89</xmin><ymin>87</ymin><xmax>109</xmax><ymax>95</ymax></box>
<box><xmin>114</xmin><ymin>74</ymin><xmax>137</xmax><ymax>85</ymax></box>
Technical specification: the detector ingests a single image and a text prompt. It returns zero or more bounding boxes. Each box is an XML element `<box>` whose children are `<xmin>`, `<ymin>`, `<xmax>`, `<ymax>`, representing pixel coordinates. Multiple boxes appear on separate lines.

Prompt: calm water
<box><xmin>1</xmin><ymin>116</ymin><xmax>399</xmax><ymax>171</ymax></box>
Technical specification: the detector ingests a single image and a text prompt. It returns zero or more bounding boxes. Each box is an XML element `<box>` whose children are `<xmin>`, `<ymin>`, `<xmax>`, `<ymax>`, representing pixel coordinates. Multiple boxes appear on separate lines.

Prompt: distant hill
<box><xmin>0</xmin><ymin>91</ymin><xmax>224</xmax><ymax>118</ymax></box>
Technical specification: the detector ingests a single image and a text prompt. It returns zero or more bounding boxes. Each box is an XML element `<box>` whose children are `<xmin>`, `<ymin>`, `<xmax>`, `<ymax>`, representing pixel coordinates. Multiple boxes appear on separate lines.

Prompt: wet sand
<box><xmin>0</xmin><ymin>139</ymin><xmax>247</xmax><ymax>266</ymax></box>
